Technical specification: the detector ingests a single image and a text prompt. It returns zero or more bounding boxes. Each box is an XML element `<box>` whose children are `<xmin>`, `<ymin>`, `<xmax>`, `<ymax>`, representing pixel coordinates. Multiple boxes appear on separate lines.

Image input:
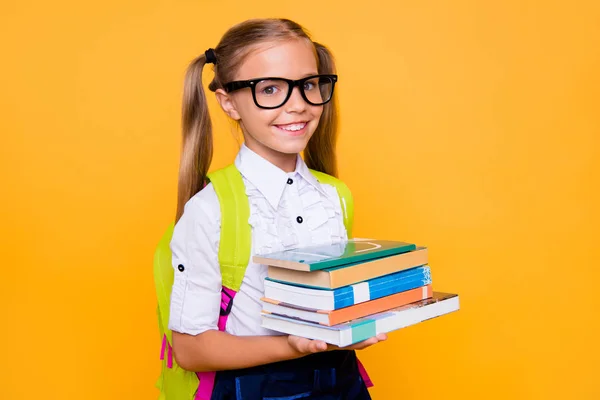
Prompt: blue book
<box><xmin>253</xmin><ymin>239</ymin><xmax>417</xmax><ymax>272</ymax></box>
<box><xmin>263</xmin><ymin>265</ymin><xmax>431</xmax><ymax>311</ymax></box>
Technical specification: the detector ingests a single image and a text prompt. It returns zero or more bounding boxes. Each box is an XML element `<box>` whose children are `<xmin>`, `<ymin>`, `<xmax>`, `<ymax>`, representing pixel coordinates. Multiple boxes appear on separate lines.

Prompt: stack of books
<box><xmin>254</xmin><ymin>239</ymin><xmax>459</xmax><ymax>347</ymax></box>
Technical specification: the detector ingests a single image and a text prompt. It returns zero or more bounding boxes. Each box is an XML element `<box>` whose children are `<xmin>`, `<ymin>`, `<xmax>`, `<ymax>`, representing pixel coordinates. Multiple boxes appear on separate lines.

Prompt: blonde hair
<box><xmin>176</xmin><ymin>18</ymin><xmax>339</xmax><ymax>221</ymax></box>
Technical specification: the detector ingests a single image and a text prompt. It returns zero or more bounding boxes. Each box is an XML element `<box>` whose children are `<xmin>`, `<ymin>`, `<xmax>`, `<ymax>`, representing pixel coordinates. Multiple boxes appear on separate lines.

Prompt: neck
<box><xmin>243</xmin><ymin>141</ymin><xmax>298</xmax><ymax>173</ymax></box>
<box><xmin>267</xmin><ymin>151</ymin><xmax>297</xmax><ymax>173</ymax></box>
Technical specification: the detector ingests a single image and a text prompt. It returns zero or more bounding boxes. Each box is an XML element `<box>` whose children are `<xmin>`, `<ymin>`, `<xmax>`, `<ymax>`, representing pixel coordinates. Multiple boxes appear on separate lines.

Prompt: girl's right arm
<box><xmin>173</xmin><ymin>329</ymin><xmax>387</xmax><ymax>373</ymax></box>
<box><xmin>172</xmin><ymin>330</ymin><xmax>304</xmax><ymax>372</ymax></box>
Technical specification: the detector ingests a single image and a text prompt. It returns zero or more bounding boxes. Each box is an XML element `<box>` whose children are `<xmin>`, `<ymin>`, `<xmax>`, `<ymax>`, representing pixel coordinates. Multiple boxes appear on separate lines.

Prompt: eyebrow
<box><xmin>300</xmin><ymin>72</ymin><xmax>320</xmax><ymax>78</ymax></box>
<box><xmin>258</xmin><ymin>72</ymin><xmax>319</xmax><ymax>79</ymax></box>
<box><xmin>232</xmin><ymin>72</ymin><xmax>323</xmax><ymax>82</ymax></box>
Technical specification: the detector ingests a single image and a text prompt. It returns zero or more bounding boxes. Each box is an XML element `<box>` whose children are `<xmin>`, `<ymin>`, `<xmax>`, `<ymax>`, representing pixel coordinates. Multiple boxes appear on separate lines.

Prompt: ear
<box><xmin>215</xmin><ymin>89</ymin><xmax>241</xmax><ymax>121</ymax></box>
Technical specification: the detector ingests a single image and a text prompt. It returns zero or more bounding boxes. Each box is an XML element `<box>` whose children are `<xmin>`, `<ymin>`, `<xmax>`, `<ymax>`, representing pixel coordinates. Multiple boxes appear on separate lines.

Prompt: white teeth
<box><xmin>279</xmin><ymin>123</ymin><xmax>306</xmax><ymax>132</ymax></box>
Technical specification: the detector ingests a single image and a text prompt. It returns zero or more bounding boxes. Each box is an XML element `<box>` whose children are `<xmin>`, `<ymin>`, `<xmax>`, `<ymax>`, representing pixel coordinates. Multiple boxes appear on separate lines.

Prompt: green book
<box><xmin>252</xmin><ymin>239</ymin><xmax>417</xmax><ymax>272</ymax></box>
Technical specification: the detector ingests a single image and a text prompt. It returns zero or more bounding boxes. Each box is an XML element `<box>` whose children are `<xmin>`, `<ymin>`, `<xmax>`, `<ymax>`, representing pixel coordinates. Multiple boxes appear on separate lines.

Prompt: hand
<box><xmin>288</xmin><ymin>333</ymin><xmax>387</xmax><ymax>355</ymax></box>
<box><xmin>288</xmin><ymin>335</ymin><xmax>329</xmax><ymax>354</ymax></box>
<box><xmin>338</xmin><ymin>333</ymin><xmax>388</xmax><ymax>350</ymax></box>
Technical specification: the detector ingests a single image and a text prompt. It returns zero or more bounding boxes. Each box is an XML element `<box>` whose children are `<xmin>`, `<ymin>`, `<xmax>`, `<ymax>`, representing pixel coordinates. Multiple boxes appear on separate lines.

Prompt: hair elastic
<box><xmin>204</xmin><ymin>48</ymin><xmax>217</xmax><ymax>64</ymax></box>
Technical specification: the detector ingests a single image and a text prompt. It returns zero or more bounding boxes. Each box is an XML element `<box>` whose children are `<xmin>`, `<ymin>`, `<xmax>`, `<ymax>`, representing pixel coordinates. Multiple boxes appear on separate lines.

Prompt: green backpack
<box><xmin>153</xmin><ymin>164</ymin><xmax>370</xmax><ymax>399</ymax></box>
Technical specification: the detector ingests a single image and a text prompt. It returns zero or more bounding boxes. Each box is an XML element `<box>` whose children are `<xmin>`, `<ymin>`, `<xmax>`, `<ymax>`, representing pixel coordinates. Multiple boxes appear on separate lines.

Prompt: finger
<box><xmin>310</xmin><ymin>340</ymin><xmax>328</xmax><ymax>353</ymax></box>
<box><xmin>361</xmin><ymin>337</ymin><xmax>379</xmax><ymax>346</ymax></box>
<box><xmin>290</xmin><ymin>336</ymin><xmax>310</xmax><ymax>353</ymax></box>
<box><xmin>297</xmin><ymin>340</ymin><xmax>310</xmax><ymax>353</ymax></box>
<box><xmin>349</xmin><ymin>336</ymin><xmax>379</xmax><ymax>350</ymax></box>
<box><xmin>360</xmin><ymin>333</ymin><xmax>386</xmax><ymax>346</ymax></box>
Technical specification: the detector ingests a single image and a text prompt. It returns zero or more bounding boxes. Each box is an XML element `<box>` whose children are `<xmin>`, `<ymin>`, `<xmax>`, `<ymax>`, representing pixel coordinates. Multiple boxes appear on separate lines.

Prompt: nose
<box><xmin>284</xmin><ymin>85</ymin><xmax>307</xmax><ymax>113</ymax></box>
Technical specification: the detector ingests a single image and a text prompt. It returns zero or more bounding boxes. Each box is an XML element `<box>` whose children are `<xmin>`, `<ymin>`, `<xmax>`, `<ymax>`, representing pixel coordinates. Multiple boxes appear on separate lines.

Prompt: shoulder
<box><xmin>318</xmin><ymin>181</ymin><xmax>343</xmax><ymax>201</ymax></box>
<box><xmin>173</xmin><ymin>183</ymin><xmax>221</xmax><ymax>244</ymax></box>
<box><xmin>308</xmin><ymin>169</ymin><xmax>351</xmax><ymax>190</ymax></box>
<box><xmin>309</xmin><ymin>170</ymin><xmax>352</xmax><ymax>201</ymax></box>
<box><xmin>183</xmin><ymin>183</ymin><xmax>221</xmax><ymax>221</ymax></box>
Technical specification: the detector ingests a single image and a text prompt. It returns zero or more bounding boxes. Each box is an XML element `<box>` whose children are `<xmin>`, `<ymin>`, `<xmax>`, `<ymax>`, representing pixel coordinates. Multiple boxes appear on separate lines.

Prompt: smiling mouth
<box><xmin>274</xmin><ymin>122</ymin><xmax>308</xmax><ymax>132</ymax></box>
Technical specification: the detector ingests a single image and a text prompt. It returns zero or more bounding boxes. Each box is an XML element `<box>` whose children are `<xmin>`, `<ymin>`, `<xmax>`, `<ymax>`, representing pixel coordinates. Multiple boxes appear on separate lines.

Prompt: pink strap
<box><xmin>160</xmin><ymin>334</ymin><xmax>166</xmax><ymax>360</ymax></box>
<box><xmin>194</xmin><ymin>287</ymin><xmax>237</xmax><ymax>399</ymax></box>
<box><xmin>194</xmin><ymin>371</ymin><xmax>216</xmax><ymax>400</ymax></box>
<box><xmin>357</xmin><ymin>358</ymin><xmax>373</xmax><ymax>388</ymax></box>
<box><xmin>218</xmin><ymin>287</ymin><xmax>236</xmax><ymax>331</ymax></box>
<box><xmin>167</xmin><ymin>341</ymin><xmax>173</xmax><ymax>368</ymax></box>
<box><xmin>160</xmin><ymin>334</ymin><xmax>173</xmax><ymax>368</ymax></box>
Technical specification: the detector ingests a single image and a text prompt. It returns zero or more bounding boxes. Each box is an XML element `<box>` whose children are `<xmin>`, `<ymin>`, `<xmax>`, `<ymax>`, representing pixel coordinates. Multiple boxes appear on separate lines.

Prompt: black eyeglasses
<box><xmin>223</xmin><ymin>74</ymin><xmax>337</xmax><ymax>109</ymax></box>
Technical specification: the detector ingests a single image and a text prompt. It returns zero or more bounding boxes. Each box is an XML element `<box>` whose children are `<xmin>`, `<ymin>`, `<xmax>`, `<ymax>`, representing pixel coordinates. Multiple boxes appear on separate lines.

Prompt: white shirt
<box><xmin>168</xmin><ymin>144</ymin><xmax>348</xmax><ymax>336</ymax></box>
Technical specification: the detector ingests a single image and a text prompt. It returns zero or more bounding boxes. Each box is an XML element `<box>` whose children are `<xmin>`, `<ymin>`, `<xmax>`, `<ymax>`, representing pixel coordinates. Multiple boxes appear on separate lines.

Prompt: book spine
<box><xmin>332</xmin><ymin>268</ymin><xmax>431</xmax><ymax>309</ymax></box>
<box><xmin>330</xmin><ymin>248</ymin><xmax>429</xmax><ymax>288</ymax></box>
<box><xmin>327</xmin><ymin>284</ymin><xmax>432</xmax><ymax>326</ymax></box>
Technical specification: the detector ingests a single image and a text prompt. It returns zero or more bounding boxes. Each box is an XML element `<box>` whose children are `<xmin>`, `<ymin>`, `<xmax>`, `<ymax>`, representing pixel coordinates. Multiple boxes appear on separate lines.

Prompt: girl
<box><xmin>168</xmin><ymin>18</ymin><xmax>387</xmax><ymax>399</ymax></box>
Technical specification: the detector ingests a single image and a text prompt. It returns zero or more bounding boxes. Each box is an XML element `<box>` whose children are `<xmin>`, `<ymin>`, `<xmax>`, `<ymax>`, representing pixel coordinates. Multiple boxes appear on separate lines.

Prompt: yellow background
<box><xmin>1</xmin><ymin>0</ymin><xmax>598</xmax><ymax>399</ymax></box>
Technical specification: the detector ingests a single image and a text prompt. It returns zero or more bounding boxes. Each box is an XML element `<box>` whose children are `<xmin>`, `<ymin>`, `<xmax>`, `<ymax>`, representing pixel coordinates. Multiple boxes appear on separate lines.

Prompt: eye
<box><xmin>303</xmin><ymin>79</ymin><xmax>318</xmax><ymax>91</ymax></box>
<box><xmin>256</xmin><ymin>80</ymin><xmax>285</xmax><ymax>96</ymax></box>
<box><xmin>261</xmin><ymin>85</ymin><xmax>279</xmax><ymax>95</ymax></box>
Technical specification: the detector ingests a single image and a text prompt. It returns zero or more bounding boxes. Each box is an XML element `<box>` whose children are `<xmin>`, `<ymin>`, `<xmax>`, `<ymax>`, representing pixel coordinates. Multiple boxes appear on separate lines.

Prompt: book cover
<box><xmin>261</xmin><ymin>292</ymin><xmax>460</xmax><ymax>347</ymax></box>
<box><xmin>262</xmin><ymin>284</ymin><xmax>433</xmax><ymax>326</ymax></box>
<box><xmin>253</xmin><ymin>239</ymin><xmax>417</xmax><ymax>272</ymax></box>
<box><xmin>264</xmin><ymin>265</ymin><xmax>431</xmax><ymax>311</ymax></box>
<box><xmin>268</xmin><ymin>247</ymin><xmax>428</xmax><ymax>289</ymax></box>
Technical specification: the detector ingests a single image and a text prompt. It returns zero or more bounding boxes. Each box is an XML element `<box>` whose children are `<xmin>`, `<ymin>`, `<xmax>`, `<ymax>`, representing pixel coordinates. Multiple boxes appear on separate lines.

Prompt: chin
<box><xmin>270</xmin><ymin>126</ymin><xmax>316</xmax><ymax>153</ymax></box>
<box><xmin>271</xmin><ymin>140</ymin><xmax>309</xmax><ymax>155</ymax></box>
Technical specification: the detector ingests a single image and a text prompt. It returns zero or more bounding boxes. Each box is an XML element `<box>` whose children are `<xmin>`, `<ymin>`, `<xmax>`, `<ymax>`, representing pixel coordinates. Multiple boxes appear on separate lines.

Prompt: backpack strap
<box><xmin>206</xmin><ymin>164</ymin><xmax>252</xmax><ymax>291</ymax></box>
<box><xmin>153</xmin><ymin>163</ymin><xmax>251</xmax><ymax>351</ymax></box>
<box><xmin>195</xmin><ymin>164</ymin><xmax>252</xmax><ymax>399</ymax></box>
<box><xmin>154</xmin><ymin>224</ymin><xmax>176</xmax><ymax>346</ymax></box>
<box><xmin>309</xmin><ymin>169</ymin><xmax>354</xmax><ymax>238</ymax></box>
<box><xmin>154</xmin><ymin>164</ymin><xmax>252</xmax><ymax>400</ymax></box>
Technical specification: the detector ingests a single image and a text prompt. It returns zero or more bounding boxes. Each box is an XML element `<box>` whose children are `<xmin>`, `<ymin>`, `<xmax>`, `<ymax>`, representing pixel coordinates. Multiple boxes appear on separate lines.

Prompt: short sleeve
<box><xmin>168</xmin><ymin>183</ymin><xmax>222</xmax><ymax>335</ymax></box>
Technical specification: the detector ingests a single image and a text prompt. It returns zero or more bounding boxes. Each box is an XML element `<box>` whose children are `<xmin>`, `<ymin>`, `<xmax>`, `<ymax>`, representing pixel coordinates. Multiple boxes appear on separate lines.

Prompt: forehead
<box><xmin>234</xmin><ymin>39</ymin><xmax>318</xmax><ymax>80</ymax></box>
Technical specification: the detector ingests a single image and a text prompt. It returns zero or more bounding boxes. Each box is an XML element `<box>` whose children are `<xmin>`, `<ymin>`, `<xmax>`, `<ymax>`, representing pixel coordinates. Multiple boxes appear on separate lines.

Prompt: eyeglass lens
<box><xmin>254</xmin><ymin>76</ymin><xmax>334</xmax><ymax>108</ymax></box>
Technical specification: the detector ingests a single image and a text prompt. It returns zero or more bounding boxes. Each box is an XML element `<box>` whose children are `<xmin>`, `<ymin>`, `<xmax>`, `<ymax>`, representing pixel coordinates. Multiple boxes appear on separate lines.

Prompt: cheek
<box><xmin>255</xmin><ymin>110</ymin><xmax>283</xmax><ymax>127</ymax></box>
<box><xmin>233</xmin><ymin>94</ymin><xmax>263</xmax><ymax>122</ymax></box>
<box><xmin>236</xmin><ymin>99</ymin><xmax>256</xmax><ymax>120</ymax></box>
<box><xmin>311</xmin><ymin>106</ymin><xmax>324</xmax><ymax>121</ymax></box>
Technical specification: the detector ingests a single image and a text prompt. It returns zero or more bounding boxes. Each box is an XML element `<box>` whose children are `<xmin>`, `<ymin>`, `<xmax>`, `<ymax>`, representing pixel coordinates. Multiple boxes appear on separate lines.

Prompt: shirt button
<box><xmin>296</xmin><ymin>216</ymin><xmax>303</xmax><ymax>224</ymax></box>
<box><xmin>178</xmin><ymin>264</ymin><xmax>185</xmax><ymax>272</ymax></box>
<box><xmin>287</xmin><ymin>178</ymin><xmax>293</xmax><ymax>185</ymax></box>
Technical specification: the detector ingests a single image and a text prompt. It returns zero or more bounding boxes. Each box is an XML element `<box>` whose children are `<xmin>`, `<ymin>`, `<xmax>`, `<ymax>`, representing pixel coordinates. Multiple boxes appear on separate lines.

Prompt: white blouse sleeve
<box><xmin>168</xmin><ymin>183</ymin><xmax>222</xmax><ymax>335</ymax></box>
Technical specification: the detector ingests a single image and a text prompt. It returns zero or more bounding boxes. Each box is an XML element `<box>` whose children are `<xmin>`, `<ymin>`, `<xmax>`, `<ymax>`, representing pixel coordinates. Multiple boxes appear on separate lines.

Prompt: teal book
<box><xmin>252</xmin><ymin>239</ymin><xmax>417</xmax><ymax>272</ymax></box>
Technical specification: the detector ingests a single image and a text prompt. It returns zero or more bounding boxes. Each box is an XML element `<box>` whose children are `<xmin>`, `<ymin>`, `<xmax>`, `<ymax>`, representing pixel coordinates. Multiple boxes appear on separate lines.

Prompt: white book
<box><xmin>261</xmin><ymin>292</ymin><xmax>459</xmax><ymax>347</ymax></box>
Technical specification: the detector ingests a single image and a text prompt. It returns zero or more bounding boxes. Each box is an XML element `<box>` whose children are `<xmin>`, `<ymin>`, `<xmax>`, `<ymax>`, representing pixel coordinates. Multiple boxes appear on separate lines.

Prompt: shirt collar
<box><xmin>293</xmin><ymin>155</ymin><xmax>328</xmax><ymax>197</ymax></box>
<box><xmin>234</xmin><ymin>144</ymin><xmax>327</xmax><ymax>209</ymax></box>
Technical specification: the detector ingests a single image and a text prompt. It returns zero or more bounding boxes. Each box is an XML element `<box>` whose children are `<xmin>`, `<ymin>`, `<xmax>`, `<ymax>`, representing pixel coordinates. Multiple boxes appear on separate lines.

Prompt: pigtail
<box><xmin>304</xmin><ymin>42</ymin><xmax>339</xmax><ymax>178</ymax></box>
<box><xmin>175</xmin><ymin>54</ymin><xmax>214</xmax><ymax>222</ymax></box>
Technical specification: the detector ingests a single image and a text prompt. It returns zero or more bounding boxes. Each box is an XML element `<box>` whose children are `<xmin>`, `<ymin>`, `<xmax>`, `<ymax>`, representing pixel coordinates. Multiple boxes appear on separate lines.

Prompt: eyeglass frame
<box><xmin>222</xmin><ymin>74</ymin><xmax>338</xmax><ymax>110</ymax></box>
